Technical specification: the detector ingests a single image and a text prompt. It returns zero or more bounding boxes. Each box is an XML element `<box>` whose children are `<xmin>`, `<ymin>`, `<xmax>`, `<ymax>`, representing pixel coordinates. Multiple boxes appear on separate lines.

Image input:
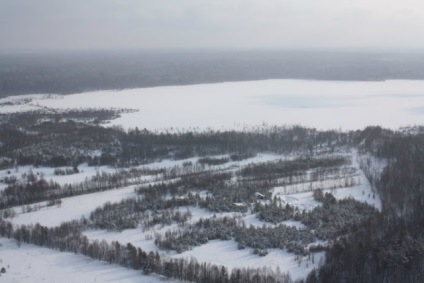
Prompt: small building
<box><xmin>255</xmin><ymin>192</ymin><xmax>265</xmax><ymax>199</ymax></box>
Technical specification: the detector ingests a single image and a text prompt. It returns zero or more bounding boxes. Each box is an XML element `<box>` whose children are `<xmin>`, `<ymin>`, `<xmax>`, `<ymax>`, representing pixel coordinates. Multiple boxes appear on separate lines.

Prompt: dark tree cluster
<box><xmin>238</xmin><ymin>156</ymin><xmax>349</xmax><ymax>181</ymax></box>
<box><xmin>234</xmin><ymin>223</ymin><xmax>315</xmax><ymax>256</ymax></box>
<box><xmin>0</xmin><ymin>110</ymin><xmax>126</xmax><ymax>167</ymax></box>
<box><xmin>1</xmin><ymin>175</ymin><xmax>61</xmax><ymax>208</ymax></box>
<box><xmin>136</xmin><ymin>171</ymin><xmax>233</xmax><ymax>198</ymax></box>
<box><xmin>0</xmin><ymin>109</ymin><xmax>352</xmax><ymax>169</ymax></box>
<box><xmin>154</xmin><ymin>215</ymin><xmax>315</xmax><ymax>256</ymax></box>
<box><xmin>254</xmin><ymin>201</ymin><xmax>300</xmax><ymax>224</ymax></box>
<box><xmin>197</xmin><ymin>156</ymin><xmax>230</xmax><ymax>166</ymax></box>
<box><xmin>155</xmin><ymin>216</ymin><xmax>241</xmax><ymax>253</ymax></box>
<box><xmin>88</xmin><ymin>195</ymin><xmax>199</xmax><ymax>231</ymax></box>
<box><xmin>0</xmin><ymin>166</ymin><xmax>162</xmax><ymax>209</ymax></box>
<box><xmin>304</xmin><ymin>128</ymin><xmax>424</xmax><ymax>283</ymax></box>
<box><xmin>53</xmin><ymin>166</ymin><xmax>79</xmax><ymax>176</ymax></box>
<box><xmin>299</xmin><ymin>195</ymin><xmax>378</xmax><ymax>240</ymax></box>
<box><xmin>197</xmin><ymin>179</ymin><xmax>274</xmax><ymax>213</ymax></box>
<box><xmin>255</xmin><ymin>191</ymin><xmax>378</xmax><ymax>240</ymax></box>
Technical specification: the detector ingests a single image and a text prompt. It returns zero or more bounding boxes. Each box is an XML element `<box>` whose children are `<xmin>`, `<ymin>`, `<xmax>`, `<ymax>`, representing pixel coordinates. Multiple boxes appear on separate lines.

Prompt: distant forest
<box><xmin>2</xmin><ymin>49</ymin><xmax>424</xmax><ymax>97</ymax></box>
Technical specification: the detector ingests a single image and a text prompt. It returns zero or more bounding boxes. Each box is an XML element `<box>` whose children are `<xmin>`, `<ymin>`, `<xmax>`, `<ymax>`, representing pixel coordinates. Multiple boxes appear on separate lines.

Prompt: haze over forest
<box><xmin>2</xmin><ymin>49</ymin><xmax>424</xmax><ymax>97</ymax></box>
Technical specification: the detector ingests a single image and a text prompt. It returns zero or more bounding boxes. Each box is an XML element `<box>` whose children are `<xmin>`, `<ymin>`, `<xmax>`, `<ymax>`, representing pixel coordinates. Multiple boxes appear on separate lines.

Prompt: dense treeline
<box><xmin>300</xmin><ymin>192</ymin><xmax>378</xmax><ymax>240</ymax></box>
<box><xmin>308</xmin><ymin>219</ymin><xmax>424</xmax><ymax>283</ymax></box>
<box><xmin>0</xmin><ymin>167</ymin><xmax>162</xmax><ymax>209</ymax></box>
<box><xmin>304</xmin><ymin>128</ymin><xmax>424</xmax><ymax>283</ymax></box>
<box><xmin>154</xmin><ymin>215</ymin><xmax>315</xmax><ymax>256</ymax></box>
<box><xmin>2</xmin><ymin>50</ymin><xmax>424</xmax><ymax>97</ymax></box>
<box><xmin>238</xmin><ymin>156</ymin><xmax>349</xmax><ymax>181</ymax></box>
<box><xmin>376</xmin><ymin>134</ymin><xmax>424</xmax><ymax>221</ymax></box>
<box><xmin>88</xmin><ymin>196</ymin><xmax>199</xmax><ymax>231</ymax></box>
<box><xmin>121</xmin><ymin>125</ymin><xmax>349</xmax><ymax>166</ymax></box>
<box><xmin>0</xmin><ymin>110</ymin><xmax>351</xmax><ymax>168</ymax></box>
<box><xmin>256</xmin><ymin>190</ymin><xmax>378</xmax><ymax>240</ymax></box>
<box><xmin>0</xmin><ymin>109</ymin><xmax>126</xmax><ymax>167</ymax></box>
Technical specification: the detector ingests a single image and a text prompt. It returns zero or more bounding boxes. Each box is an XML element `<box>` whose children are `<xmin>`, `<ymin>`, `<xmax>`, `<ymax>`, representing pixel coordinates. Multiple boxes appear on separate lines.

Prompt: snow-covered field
<box><xmin>2</xmin><ymin>148</ymin><xmax>382</xmax><ymax>282</ymax></box>
<box><xmin>0</xmin><ymin>238</ymin><xmax>168</xmax><ymax>283</ymax></box>
<box><xmin>10</xmin><ymin>185</ymin><xmax>137</xmax><ymax>227</ymax></box>
<box><xmin>1</xmin><ymin>79</ymin><xmax>424</xmax><ymax>130</ymax></box>
<box><xmin>172</xmin><ymin>240</ymin><xmax>325</xmax><ymax>281</ymax></box>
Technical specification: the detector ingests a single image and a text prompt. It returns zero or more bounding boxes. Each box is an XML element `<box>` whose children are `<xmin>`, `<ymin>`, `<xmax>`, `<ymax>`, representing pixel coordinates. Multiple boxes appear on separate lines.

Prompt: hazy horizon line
<box><xmin>2</xmin><ymin>46</ymin><xmax>424</xmax><ymax>55</ymax></box>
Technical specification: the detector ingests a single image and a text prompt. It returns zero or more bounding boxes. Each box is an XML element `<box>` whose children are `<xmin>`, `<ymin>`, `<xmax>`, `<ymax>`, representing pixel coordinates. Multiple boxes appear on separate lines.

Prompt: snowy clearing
<box><xmin>172</xmin><ymin>239</ymin><xmax>325</xmax><ymax>281</ymax></box>
<box><xmin>10</xmin><ymin>185</ymin><xmax>137</xmax><ymax>227</ymax></box>
<box><xmin>0</xmin><ymin>238</ymin><xmax>168</xmax><ymax>283</ymax></box>
<box><xmin>273</xmin><ymin>149</ymin><xmax>381</xmax><ymax>211</ymax></box>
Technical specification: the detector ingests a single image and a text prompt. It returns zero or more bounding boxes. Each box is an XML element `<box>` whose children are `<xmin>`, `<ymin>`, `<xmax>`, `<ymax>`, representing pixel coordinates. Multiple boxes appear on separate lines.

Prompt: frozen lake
<box><xmin>3</xmin><ymin>79</ymin><xmax>424</xmax><ymax>130</ymax></box>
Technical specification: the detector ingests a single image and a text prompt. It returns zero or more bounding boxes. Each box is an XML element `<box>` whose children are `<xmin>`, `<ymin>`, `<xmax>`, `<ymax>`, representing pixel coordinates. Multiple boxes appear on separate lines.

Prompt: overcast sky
<box><xmin>1</xmin><ymin>0</ymin><xmax>424</xmax><ymax>50</ymax></box>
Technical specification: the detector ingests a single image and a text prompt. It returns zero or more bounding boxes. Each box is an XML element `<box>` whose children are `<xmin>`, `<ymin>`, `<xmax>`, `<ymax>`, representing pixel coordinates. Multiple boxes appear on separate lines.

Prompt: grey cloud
<box><xmin>1</xmin><ymin>0</ymin><xmax>424</xmax><ymax>49</ymax></box>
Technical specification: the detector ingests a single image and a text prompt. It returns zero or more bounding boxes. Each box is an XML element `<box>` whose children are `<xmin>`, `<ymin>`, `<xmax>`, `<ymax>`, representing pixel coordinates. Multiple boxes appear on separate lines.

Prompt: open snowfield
<box><xmin>275</xmin><ymin>183</ymin><xmax>380</xmax><ymax>213</ymax></box>
<box><xmin>0</xmin><ymin>238</ymin><xmax>167</xmax><ymax>283</ymax></box>
<box><xmin>172</xmin><ymin>240</ymin><xmax>325</xmax><ymax>281</ymax></box>
<box><xmin>11</xmin><ymin>185</ymin><xmax>137</xmax><ymax>227</ymax></box>
<box><xmin>2</xmin><ymin>79</ymin><xmax>424</xmax><ymax>130</ymax></box>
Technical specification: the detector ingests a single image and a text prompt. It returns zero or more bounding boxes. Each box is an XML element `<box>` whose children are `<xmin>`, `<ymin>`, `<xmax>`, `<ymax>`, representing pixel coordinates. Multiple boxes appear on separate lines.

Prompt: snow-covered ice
<box><xmin>1</xmin><ymin>79</ymin><xmax>424</xmax><ymax>130</ymax></box>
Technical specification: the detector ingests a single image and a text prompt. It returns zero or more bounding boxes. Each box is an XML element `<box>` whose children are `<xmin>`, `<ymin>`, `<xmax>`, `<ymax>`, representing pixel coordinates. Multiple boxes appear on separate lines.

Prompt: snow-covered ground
<box><xmin>1</xmin><ymin>79</ymin><xmax>424</xmax><ymax>130</ymax></box>
<box><xmin>1</xmin><ymin>79</ymin><xmax>398</xmax><ymax>281</ymax></box>
<box><xmin>0</xmin><ymin>164</ymin><xmax>119</xmax><ymax>189</ymax></box>
<box><xmin>0</xmin><ymin>238</ymin><xmax>167</xmax><ymax>283</ymax></box>
<box><xmin>3</xmin><ymin>149</ymin><xmax>382</xmax><ymax>281</ymax></box>
<box><xmin>172</xmin><ymin>239</ymin><xmax>324</xmax><ymax>281</ymax></box>
<box><xmin>83</xmin><ymin>229</ymin><xmax>324</xmax><ymax>281</ymax></box>
<box><xmin>11</xmin><ymin>185</ymin><xmax>137</xmax><ymax>227</ymax></box>
<box><xmin>273</xmin><ymin>150</ymin><xmax>382</xmax><ymax>211</ymax></box>
<box><xmin>275</xmin><ymin>182</ymin><xmax>380</xmax><ymax>213</ymax></box>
